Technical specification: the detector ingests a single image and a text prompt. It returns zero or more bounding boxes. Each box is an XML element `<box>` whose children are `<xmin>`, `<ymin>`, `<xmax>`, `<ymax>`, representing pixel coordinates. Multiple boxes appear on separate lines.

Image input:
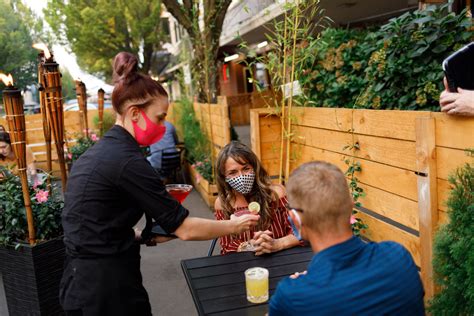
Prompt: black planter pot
<box><xmin>0</xmin><ymin>237</ymin><xmax>65</xmax><ymax>315</ymax></box>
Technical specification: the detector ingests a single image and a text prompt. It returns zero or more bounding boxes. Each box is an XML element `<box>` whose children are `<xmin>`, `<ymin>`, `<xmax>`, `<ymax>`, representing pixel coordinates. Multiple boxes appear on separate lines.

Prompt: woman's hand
<box><xmin>229</xmin><ymin>213</ymin><xmax>260</xmax><ymax>235</ymax></box>
<box><xmin>252</xmin><ymin>230</ymin><xmax>282</xmax><ymax>256</ymax></box>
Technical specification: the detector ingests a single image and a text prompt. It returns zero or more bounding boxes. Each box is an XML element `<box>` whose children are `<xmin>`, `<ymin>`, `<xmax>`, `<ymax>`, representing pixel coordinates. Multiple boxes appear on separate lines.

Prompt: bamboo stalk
<box><xmin>278</xmin><ymin>0</ymin><xmax>289</xmax><ymax>184</ymax></box>
<box><xmin>285</xmin><ymin>0</ymin><xmax>300</xmax><ymax>180</ymax></box>
<box><xmin>97</xmin><ymin>88</ymin><xmax>105</xmax><ymax>136</ymax></box>
<box><xmin>37</xmin><ymin>53</ymin><xmax>52</xmax><ymax>190</ymax></box>
<box><xmin>3</xmin><ymin>86</ymin><xmax>36</xmax><ymax>245</ymax></box>
<box><xmin>43</xmin><ymin>61</ymin><xmax>67</xmax><ymax>191</ymax></box>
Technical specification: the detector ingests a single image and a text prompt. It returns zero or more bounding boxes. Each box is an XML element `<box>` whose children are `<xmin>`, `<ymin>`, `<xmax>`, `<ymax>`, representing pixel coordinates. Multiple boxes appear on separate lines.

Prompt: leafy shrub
<box><xmin>92</xmin><ymin>111</ymin><xmax>116</xmax><ymax>136</ymax></box>
<box><xmin>67</xmin><ymin>132</ymin><xmax>99</xmax><ymax>163</ymax></box>
<box><xmin>0</xmin><ymin>166</ymin><xmax>64</xmax><ymax>246</ymax></box>
<box><xmin>429</xmin><ymin>162</ymin><xmax>474</xmax><ymax>315</ymax></box>
<box><xmin>192</xmin><ymin>159</ymin><xmax>213</xmax><ymax>183</ymax></box>
<box><xmin>300</xmin><ymin>4</ymin><xmax>473</xmax><ymax>110</ymax></box>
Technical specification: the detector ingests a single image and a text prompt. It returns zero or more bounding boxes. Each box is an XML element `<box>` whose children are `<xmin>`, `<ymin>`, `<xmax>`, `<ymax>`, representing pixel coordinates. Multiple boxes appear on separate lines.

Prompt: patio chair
<box><xmin>158</xmin><ymin>146</ymin><xmax>186</xmax><ymax>184</ymax></box>
<box><xmin>208</xmin><ymin>238</ymin><xmax>218</xmax><ymax>256</ymax></box>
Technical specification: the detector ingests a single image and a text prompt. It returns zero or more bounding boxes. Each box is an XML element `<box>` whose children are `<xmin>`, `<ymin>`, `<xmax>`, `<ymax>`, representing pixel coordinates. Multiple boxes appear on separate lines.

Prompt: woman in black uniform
<box><xmin>59</xmin><ymin>52</ymin><xmax>259</xmax><ymax>316</ymax></box>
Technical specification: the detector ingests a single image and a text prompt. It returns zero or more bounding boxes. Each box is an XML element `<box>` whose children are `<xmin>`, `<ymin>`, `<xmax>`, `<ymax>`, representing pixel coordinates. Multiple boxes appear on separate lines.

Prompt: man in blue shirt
<box><xmin>147</xmin><ymin>120</ymin><xmax>179</xmax><ymax>172</ymax></box>
<box><xmin>269</xmin><ymin>161</ymin><xmax>425</xmax><ymax>315</ymax></box>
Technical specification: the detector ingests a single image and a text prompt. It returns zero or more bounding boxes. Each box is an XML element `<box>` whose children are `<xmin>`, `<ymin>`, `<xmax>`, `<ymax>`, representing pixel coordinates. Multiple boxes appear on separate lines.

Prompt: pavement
<box><xmin>140</xmin><ymin>189</ymin><xmax>218</xmax><ymax>316</ymax></box>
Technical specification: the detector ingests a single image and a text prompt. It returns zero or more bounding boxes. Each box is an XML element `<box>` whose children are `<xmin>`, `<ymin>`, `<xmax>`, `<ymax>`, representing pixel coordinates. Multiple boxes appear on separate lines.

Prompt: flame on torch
<box><xmin>0</xmin><ymin>73</ymin><xmax>14</xmax><ymax>86</ymax></box>
<box><xmin>32</xmin><ymin>43</ymin><xmax>52</xmax><ymax>60</ymax></box>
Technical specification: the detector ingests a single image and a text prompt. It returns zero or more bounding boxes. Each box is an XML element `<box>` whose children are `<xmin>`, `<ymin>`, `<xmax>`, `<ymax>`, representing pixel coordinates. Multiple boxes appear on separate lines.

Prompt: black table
<box><xmin>181</xmin><ymin>246</ymin><xmax>313</xmax><ymax>316</ymax></box>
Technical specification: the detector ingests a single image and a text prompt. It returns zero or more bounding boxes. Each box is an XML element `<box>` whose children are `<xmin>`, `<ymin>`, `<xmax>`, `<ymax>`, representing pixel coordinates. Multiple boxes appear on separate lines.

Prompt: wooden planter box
<box><xmin>188</xmin><ymin>164</ymin><xmax>218</xmax><ymax>209</ymax></box>
<box><xmin>0</xmin><ymin>237</ymin><xmax>65</xmax><ymax>315</ymax></box>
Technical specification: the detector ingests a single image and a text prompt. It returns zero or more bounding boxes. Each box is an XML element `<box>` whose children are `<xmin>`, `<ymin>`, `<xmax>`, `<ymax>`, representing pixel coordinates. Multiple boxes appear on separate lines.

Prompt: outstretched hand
<box><xmin>230</xmin><ymin>213</ymin><xmax>260</xmax><ymax>234</ymax></box>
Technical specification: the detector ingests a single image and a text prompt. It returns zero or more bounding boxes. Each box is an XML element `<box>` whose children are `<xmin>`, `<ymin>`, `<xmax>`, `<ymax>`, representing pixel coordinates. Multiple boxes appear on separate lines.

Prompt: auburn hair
<box><xmin>111</xmin><ymin>52</ymin><xmax>168</xmax><ymax>114</ymax></box>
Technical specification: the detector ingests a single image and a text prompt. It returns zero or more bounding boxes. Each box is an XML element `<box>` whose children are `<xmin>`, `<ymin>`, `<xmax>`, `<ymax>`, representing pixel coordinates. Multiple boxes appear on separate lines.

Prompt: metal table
<box><xmin>181</xmin><ymin>246</ymin><xmax>313</xmax><ymax>315</ymax></box>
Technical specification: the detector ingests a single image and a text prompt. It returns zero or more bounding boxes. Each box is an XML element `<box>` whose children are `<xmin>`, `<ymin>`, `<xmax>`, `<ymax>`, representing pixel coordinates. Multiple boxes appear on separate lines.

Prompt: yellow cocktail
<box><xmin>245</xmin><ymin>267</ymin><xmax>269</xmax><ymax>303</ymax></box>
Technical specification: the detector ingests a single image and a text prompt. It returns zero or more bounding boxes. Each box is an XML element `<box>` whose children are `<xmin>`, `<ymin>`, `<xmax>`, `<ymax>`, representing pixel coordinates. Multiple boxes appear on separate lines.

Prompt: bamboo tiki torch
<box><xmin>97</xmin><ymin>88</ymin><xmax>105</xmax><ymax>136</ymax></box>
<box><xmin>1</xmin><ymin>73</ymin><xmax>36</xmax><ymax>245</ymax></box>
<box><xmin>75</xmin><ymin>80</ymin><xmax>88</xmax><ymax>135</ymax></box>
<box><xmin>42</xmin><ymin>58</ymin><xmax>68</xmax><ymax>191</ymax></box>
<box><xmin>36</xmin><ymin>51</ymin><xmax>52</xmax><ymax>190</ymax></box>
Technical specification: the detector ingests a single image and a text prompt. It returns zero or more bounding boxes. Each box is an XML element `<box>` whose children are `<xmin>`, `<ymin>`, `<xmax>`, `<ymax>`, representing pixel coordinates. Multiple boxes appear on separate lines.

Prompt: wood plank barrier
<box><xmin>0</xmin><ymin>109</ymin><xmax>115</xmax><ymax>176</ymax></box>
<box><xmin>192</xmin><ymin>99</ymin><xmax>231</xmax><ymax>162</ymax></box>
<box><xmin>250</xmin><ymin>107</ymin><xmax>474</xmax><ymax>300</ymax></box>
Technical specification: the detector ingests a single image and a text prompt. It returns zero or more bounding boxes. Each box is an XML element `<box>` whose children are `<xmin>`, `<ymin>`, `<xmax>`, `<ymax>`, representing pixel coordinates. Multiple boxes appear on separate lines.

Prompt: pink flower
<box><xmin>350</xmin><ymin>215</ymin><xmax>357</xmax><ymax>225</ymax></box>
<box><xmin>195</xmin><ymin>173</ymin><xmax>202</xmax><ymax>184</ymax></box>
<box><xmin>90</xmin><ymin>134</ymin><xmax>98</xmax><ymax>141</ymax></box>
<box><xmin>67</xmin><ymin>153</ymin><xmax>72</xmax><ymax>160</ymax></box>
<box><xmin>196</xmin><ymin>161</ymin><xmax>203</xmax><ymax>167</ymax></box>
<box><xmin>35</xmin><ymin>189</ymin><xmax>49</xmax><ymax>203</ymax></box>
<box><xmin>33</xmin><ymin>177</ymin><xmax>42</xmax><ymax>189</ymax></box>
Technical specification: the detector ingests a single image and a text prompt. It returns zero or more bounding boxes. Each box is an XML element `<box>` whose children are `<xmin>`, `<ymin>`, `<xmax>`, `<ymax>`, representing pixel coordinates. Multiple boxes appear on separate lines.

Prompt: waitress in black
<box><xmin>59</xmin><ymin>52</ymin><xmax>259</xmax><ymax>316</ymax></box>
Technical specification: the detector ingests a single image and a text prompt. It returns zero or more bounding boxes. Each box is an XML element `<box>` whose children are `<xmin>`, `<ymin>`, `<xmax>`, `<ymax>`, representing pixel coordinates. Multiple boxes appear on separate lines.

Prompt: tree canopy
<box><xmin>0</xmin><ymin>0</ymin><xmax>45</xmax><ymax>92</ymax></box>
<box><xmin>45</xmin><ymin>0</ymin><xmax>167</xmax><ymax>81</ymax></box>
<box><xmin>162</xmin><ymin>0</ymin><xmax>232</xmax><ymax>102</ymax></box>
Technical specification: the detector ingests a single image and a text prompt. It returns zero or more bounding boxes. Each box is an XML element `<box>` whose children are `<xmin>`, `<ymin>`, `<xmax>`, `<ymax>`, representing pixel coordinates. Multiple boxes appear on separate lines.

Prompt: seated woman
<box><xmin>214</xmin><ymin>141</ymin><xmax>300</xmax><ymax>255</ymax></box>
<box><xmin>0</xmin><ymin>128</ymin><xmax>38</xmax><ymax>183</ymax></box>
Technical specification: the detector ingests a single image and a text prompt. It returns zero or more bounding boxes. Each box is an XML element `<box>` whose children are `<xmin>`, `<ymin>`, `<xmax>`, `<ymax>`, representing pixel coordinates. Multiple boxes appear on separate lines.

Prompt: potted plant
<box><xmin>66</xmin><ymin>130</ymin><xmax>99</xmax><ymax>170</ymax></box>
<box><xmin>0</xmin><ymin>166</ymin><xmax>65</xmax><ymax>315</ymax></box>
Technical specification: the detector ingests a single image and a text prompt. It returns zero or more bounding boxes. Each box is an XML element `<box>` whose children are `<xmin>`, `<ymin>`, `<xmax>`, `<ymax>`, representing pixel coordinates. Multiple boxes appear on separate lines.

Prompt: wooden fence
<box><xmin>250</xmin><ymin>106</ymin><xmax>474</xmax><ymax>299</ymax></box>
<box><xmin>0</xmin><ymin>109</ymin><xmax>115</xmax><ymax>175</ymax></box>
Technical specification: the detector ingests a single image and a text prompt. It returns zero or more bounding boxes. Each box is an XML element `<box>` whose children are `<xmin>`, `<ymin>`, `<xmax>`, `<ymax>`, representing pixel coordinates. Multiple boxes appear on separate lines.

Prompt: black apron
<box><xmin>59</xmin><ymin>243</ymin><xmax>152</xmax><ymax>316</ymax></box>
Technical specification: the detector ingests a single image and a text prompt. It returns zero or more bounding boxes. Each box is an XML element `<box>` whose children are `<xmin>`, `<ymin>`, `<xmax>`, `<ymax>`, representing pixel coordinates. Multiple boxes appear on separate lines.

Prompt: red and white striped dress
<box><xmin>214</xmin><ymin>196</ymin><xmax>294</xmax><ymax>255</ymax></box>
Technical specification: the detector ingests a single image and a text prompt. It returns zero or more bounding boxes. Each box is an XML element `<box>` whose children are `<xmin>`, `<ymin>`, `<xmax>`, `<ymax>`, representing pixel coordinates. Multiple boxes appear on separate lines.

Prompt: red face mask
<box><xmin>132</xmin><ymin>110</ymin><xmax>166</xmax><ymax>146</ymax></box>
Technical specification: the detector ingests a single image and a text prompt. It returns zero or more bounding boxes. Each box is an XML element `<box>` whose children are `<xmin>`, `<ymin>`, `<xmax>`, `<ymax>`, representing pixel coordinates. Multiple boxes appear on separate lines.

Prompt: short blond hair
<box><xmin>287</xmin><ymin>161</ymin><xmax>353</xmax><ymax>233</ymax></box>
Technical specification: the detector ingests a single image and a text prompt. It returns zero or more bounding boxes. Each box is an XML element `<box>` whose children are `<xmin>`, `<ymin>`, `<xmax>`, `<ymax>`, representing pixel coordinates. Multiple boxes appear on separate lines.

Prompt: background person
<box><xmin>269</xmin><ymin>161</ymin><xmax>424</xmax><ymax>315</ymax></box>
<box><xmin>214</xmin><ymin>141</ymin><xmax>300</xmax><ymax>256</ymax></box>
<box><xmin>59</xmin><ymin>52</ymin><xmax>259</xmax><ymax>316</ymax></box>
<box><xmin>440</xmin><ymin>77</ymin><xmax>474</xmax><ymax>116</ymax></box>
<box><xmin>147</xmin><ymin>119</ymin><xmax>179</xmax><ymax>175</ymax></box>
<box><xmin>0</xmin><ymin>127</ymin><xmax>38</xmax><ymax>183</ymax></box>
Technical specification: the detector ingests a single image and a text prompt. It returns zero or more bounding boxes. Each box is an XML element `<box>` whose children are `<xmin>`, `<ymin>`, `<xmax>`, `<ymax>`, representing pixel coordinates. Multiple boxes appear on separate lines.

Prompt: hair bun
<box><xmin>113</xmin><ymin>52</ymin><xmax>139</xmax><ymax>84</ymax></box>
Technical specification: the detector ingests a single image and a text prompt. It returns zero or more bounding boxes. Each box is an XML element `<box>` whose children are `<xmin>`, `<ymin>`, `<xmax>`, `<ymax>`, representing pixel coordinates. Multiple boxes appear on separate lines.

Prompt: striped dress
<box><xmin>214</xmin><ymin>196</ymin><xmax>293</xmax><ymax>255</ymax></box>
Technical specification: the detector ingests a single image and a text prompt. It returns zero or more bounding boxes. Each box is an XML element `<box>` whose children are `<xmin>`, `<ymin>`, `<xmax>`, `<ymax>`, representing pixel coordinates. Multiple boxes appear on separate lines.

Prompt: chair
<box><xmin>208</xmin><ymin>238</ymin><xmax>218</xmax><ymax>256</ymax></box>
<box><xmin>159</xmin><ymin>147</ymin><xmax>185</xmax><ymax>184</ymax></box>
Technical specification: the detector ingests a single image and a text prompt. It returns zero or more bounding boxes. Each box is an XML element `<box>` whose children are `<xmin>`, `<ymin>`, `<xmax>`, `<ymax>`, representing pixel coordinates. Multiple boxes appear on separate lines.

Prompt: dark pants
<box><xmin>60</xmin><ymin>244</ymin><xmax>152</xmax><ymax>316</ymax></box>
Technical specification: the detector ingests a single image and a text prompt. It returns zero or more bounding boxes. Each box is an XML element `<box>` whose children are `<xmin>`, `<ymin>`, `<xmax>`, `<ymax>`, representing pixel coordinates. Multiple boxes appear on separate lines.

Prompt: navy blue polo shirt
<box><xmin>269</xmin><ymin>236</ymin><xmax>424</xmax><ymax>315</ymax></box>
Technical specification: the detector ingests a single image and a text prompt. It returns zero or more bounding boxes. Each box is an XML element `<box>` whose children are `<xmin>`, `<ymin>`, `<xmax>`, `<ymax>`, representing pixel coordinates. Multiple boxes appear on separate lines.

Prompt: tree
<box><xmin>45</xmin><ymin>0</ymin><xmax>166</xmax><ymax>81</ymax></box>
<box><xmin>0</xmin><ymin>0</ymin><xmax>44</xmax><ymax>93</ymax></box>
<box><xmin>60</xmin><ymin>67</ymin><xmax>76</xmax><ymax>102</ymax></box>
<box><xmin>430</xmin><ymin>162</ymin><xmax>474</xmax><ymax>315</ymax></box>
<box><xmin>162</xmin><ymin>0</ymin><xmax>232</xmax><ymax>103</ymax></box>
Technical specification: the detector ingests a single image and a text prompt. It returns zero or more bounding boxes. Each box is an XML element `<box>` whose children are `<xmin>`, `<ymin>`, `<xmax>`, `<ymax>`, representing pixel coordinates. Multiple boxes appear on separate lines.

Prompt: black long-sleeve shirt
<box><xmin>62</xmin><ymin>125</ymin><xmax>189</xmax><ymax>257</ymax></box>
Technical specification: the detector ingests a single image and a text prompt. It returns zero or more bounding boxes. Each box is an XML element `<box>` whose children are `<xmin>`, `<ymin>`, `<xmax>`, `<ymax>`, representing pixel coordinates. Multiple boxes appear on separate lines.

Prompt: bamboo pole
<box><xmin>43</xmin><ymin>61</ymin><xmax>68</xmax><ymax>191</ymax></box>
<box><xmin>97</xmin><ymin>88</ymin><xmax>105</xmax><ymax>136</ymax></box>
<box><xmin>285</xmin><ymin>0</ymin><xmax>300</xmax><ymax>180</ymax></box>
<box><xmin>3</xmin><ymin>84</ymin><xmax>36</xmax><ymax>245</ymax></box>
<box><xmin>278</xmin><ymin>0</ymin><xmax>289</xmax><ymax>184</ymax></box>
<box><xmin>75</xmin><ymin>80</ymin><xmax>88</xmax><ymax>135</ymax></box>
<box><xmin>37</xmin><ymin>52</ymin><xmax>52</xmax><ymax>190</ymax></box>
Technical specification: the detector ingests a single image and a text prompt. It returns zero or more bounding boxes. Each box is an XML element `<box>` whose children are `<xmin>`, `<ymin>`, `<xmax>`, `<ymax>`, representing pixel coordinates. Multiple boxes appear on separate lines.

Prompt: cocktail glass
<box><xmin>165</xmin><ymin>184</ymin><xmax>193</xmax><ymax>203</ymax></box>
<box><xmin>245</xmin><ymin>267</ymin><xmax>269</xmax><ymax>303</ymax></box>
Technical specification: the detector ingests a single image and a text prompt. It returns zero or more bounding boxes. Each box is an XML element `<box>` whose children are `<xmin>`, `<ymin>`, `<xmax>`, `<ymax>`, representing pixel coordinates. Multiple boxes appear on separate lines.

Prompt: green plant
<box><xmin>299</xmin><ymin>4</ymin><xmax>473</xmax><ymax>110</ymax></box>
<box><xmin>92</xmin><ymin>111</ymin><xmax>116</xmax><ymax>136</ymax></box>
<box><xmin>67</xmin><ymin>132</ymin><xmax>99</xmax><ymax>163</ymax></box>
<box><xmin>174</xmin><ymin>97</ymin><xmax>211</xmax><ymax>166</ymax></box>
<box><xmin>0</xmin><ymin>166</ymin><xmax>64</xmax><ymax>247</ymax></box>
<box><xmin>429</xmin><ymin>162</ymin><xmax>474</xmax><ymax>315</ymax></box>
<box><xmin>192</xmin><ymin>159</ymin><xmax>213</xmax><ymax>183</ymax></box>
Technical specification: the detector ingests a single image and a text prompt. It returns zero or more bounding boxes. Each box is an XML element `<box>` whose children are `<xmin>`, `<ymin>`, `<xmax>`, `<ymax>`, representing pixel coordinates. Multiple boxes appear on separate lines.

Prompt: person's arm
<box><xmin>174</xmin><ymin>215</ymin><xmax>258</xmax><ymax>241</ymax></box>
<box><xmin>25</xmin><ymin>146</ymin><xmax>38</xmax><ymax>182</ymax></box>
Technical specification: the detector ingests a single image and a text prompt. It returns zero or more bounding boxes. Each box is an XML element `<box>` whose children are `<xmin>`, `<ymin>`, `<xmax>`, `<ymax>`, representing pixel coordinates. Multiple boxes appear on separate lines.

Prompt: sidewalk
<box><xmin>140</xmin><ymin>189</ymin><xmax>217</xmax><ymax>315</ymax></box>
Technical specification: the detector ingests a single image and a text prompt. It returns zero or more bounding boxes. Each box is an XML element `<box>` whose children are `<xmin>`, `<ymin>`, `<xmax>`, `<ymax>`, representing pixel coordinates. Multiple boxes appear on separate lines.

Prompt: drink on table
<box><xmin>245</xmin><ymin>267</ymin><xmax>269</xmax><ymax>303</ymax></box>
<box><xmin>165</xmin><ymin>184</ymin><xmax>193</xmax><ymax>203</ymax></box>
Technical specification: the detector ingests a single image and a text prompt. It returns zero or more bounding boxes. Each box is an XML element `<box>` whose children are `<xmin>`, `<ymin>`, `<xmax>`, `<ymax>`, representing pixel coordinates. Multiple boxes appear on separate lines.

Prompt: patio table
<box><xmin>181</xmin><ymin>245</ymin><xmax>313</xmax><ymax>315</ymax></box>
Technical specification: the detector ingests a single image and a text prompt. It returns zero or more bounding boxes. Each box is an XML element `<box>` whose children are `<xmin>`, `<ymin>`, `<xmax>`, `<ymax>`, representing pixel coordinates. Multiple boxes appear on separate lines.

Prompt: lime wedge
<box><xmin>248</xmin><ymin>202</ymin><xmax>260</xmax><ymax>214</ymax></box>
